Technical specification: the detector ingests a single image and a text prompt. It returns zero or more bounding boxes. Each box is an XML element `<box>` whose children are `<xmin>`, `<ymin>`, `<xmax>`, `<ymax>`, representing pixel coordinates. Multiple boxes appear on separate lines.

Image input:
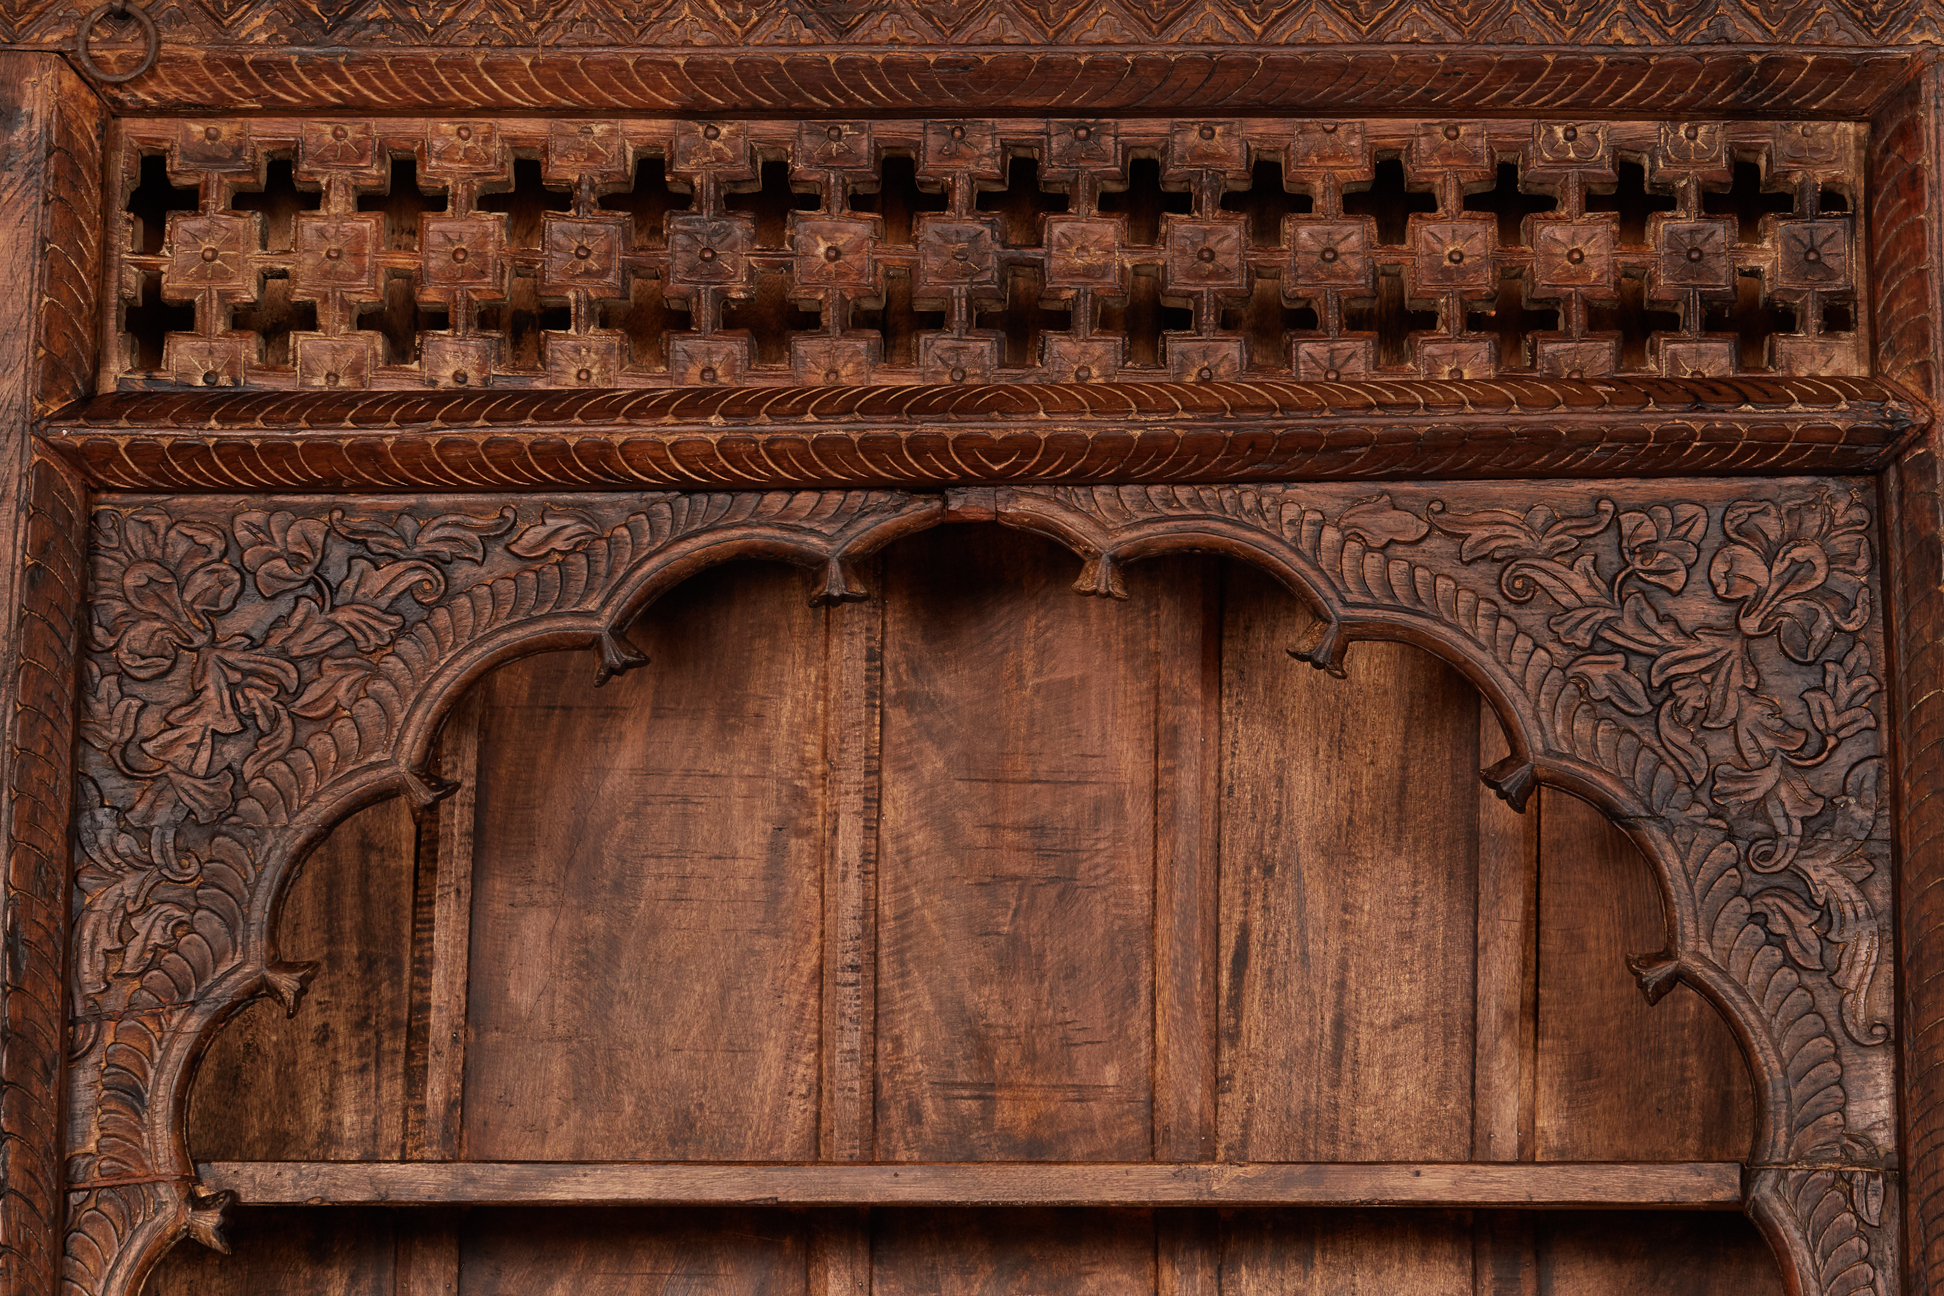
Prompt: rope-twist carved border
<box><xmin>60</xmin><ymin>481</ymin><xmax>1893</xmax><ymax>1295</ymax></box>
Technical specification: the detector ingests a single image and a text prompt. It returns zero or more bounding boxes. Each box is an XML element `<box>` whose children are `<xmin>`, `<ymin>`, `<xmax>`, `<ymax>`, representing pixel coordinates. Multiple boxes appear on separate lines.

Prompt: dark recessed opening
<box><xmin>598</xmin><ymin>273</ymin><xmax>692</xmax><ymax>370</ymax></box>
<box><xmin>228</xmin><ymin>155</ymin><xmax>322</xmax><ymax>253</ymax></box>
<box><xmin>127</xmin><ymin>153</ymin><xmax>199</xmax><ymax>256</ymax></box>
<box><xmin>477</xmin><ymin>159</ymin><xmax>573</xmax><ymax>250</ymax></box>
<box><xmin>124</xmin><ymin>271</ymin><xmax>196</xmax><ymax>370</ymax></box>
<box><xmin>1218</xmin><ymin>271</ymin><xmax>1317</xmax><ymax>369</ymax></box>
<box><xmin>1462</xmin><ymin>162</ymin><xmax>1557</xmax><ymax>248</ymax></box>
<box><xmin>355</xmin><ymin>274</ymin><xmax>449</xmax><ymax>365</ymax></box>
<box><xmin>356</xmin><ymin>158</ymin><xmax>448</xmax><ymax>252</ymax></box>
<box><xmin>599</xmin><ymin>155</ymin><xmax>693</xmax><ymax>248</ymax></box>
<box><xmin>231</xmin><ymin>272</ymin><xmax>318</xmax><ymax>368</ymax></box>
<box><xmin>1464</xmin><ymin>272</ymin><xmax>1560</xmax><ymax>368</ymax></box>
<box><xmin>1702</xmin><ymin>272</ymin><xmax>1795</xmax><ymax>370</ymax></box>
<box><xmin>475</xmin><ymin>272</ymin><xmax>571</xmax><ymax>369</ymax></box>
<box><xmin>1702</xmin><ymin>160</ymin><xmax>1794</xmax><ymax>245</ymax></box>
<box><xmin>1342</xmin><ymin>158</ymin><xmax>1437</xmax><ymax>246</ymax></box>
<box><xmin>720</xmin><ymin>272</ymin><xmax>822</xmax><ymax>364</ymax></box>
<box><xmin>1219</xmin><ymin>160</ymin><xmax>1312</xmax><ymax>249</ymax></box>
<box><xmin>852</xmin><ymin>269</ymin><xmax>946</xmax><ymax>368</ymax></box>
<box><xmin>1587</xmin><ymin>275</ymin><xmax>1682</xmax><ymax>368</ymax></box>
<box><xmin>1585</xmin><ymin>160</ymin><xmax>1676</xmax><ymax>247</ymax></box>
<box><xmin>849</xmin><ymin>154</ymin><xmax>948</xmax><ymax>245</ymax></box>
<box><xmin>724</xmin><ymin>160</ymin><xmax>819</xmax><ymax>249</ymax></box>
<box><xmin>1098</xmin><ymin>156</ymin><xmax>1192</xmax><ymax>247</ymax></box>
<box><xmin>1343</xmin><ymin>266</ymin><xmax>1438</xmax><ymax>366</ymax></box>
<box><xmin>975</xmin><ymin>155</ymin><xmax>1069</xmax><ymax>248</ymax></box>
<box><xmin>974</xmin><ymin>265</ymin><xmax>1071</xmax><ymax>367</ymax></box>
<box><xmin>1098</xmin><ymin>266</ymin><xmax>1193</xmax><ymax>367</ymax></box>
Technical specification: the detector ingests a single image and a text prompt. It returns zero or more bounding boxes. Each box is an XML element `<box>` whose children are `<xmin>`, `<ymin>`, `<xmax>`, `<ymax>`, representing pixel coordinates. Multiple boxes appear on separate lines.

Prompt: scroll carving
<box><xmin>61</xmin><ymin>481</ymin><xmax>1893</xmax><ymax>1296</ymax></box>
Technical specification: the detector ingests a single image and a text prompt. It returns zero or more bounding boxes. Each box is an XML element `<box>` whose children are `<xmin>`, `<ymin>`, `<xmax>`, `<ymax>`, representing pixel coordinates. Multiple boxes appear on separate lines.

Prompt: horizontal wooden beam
<box><xmin>198</xmin><ymin>1161</ymin><xmax>1746</xmax><ymax>1210</ymax></box>
<box><xmin>9</xmin><ymin>49</ymin><xmax>1925</xmax><ymax>119</ymax></box>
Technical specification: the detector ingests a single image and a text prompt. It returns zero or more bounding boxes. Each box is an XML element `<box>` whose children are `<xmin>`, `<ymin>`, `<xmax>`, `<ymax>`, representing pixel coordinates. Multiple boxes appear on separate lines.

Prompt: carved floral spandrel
<box><xmin>62</xmin><ymin>482</ymin><xmax>1892</xmax><ymax>1296</ymax></box>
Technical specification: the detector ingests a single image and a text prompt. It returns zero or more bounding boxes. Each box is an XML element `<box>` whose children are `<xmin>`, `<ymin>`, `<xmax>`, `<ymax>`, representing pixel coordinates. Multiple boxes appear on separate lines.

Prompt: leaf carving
<box><xmin>510</xmin><ymin>508</ymin><xmax>601</xmax><ymax>556</ymax></box>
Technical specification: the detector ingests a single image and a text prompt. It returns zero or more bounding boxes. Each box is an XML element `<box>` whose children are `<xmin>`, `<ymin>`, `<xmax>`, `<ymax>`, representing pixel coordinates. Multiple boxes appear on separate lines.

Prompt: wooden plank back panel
<box><xmin>1218</xmin><ymin>565</ymin><xmax>1481</xmax><ymax>1163</ymax></box>
<box><xmin>187</xmin><ymin>800</ymin><xmax>415</xmax><ymax>1161</ymax></box>
<box><xmin>1537</xmin><ymin>1212</ymin><xmax>1786</xmax><ymax>1296</ymax></box>
<box><xmin>1534</xmin><ymin>791</ymin><xmax>1755</xmax><ymax>1162</ymax></box>
<box><xmin>462</xmin><ymin>1208</ymin><xmax>809</xmax><ymax>1296</ymax></box>
<box><xmin>873</xmin><ymin>1209</ymin><xmax>1157</xmax><ymax>1296</ymax></box>
<box><xmin>874</xmin><ymin>529</ymin><xmax>1163</xmax><ymax>1162</ymax></box>
<box><xmin>462</xmin><ymin>562</ymin><xmax>825</xmax><ymax>1162</ymax></box>
<box><xmin>1220</xmin><ymin>1210</ymin><xmax>1474</xmax><ymax>1296</ymax></box>
<box><xmin>144</xmin><ymin>1209</ymin><xmax>398</xmax><ymax>1296</ymax></box>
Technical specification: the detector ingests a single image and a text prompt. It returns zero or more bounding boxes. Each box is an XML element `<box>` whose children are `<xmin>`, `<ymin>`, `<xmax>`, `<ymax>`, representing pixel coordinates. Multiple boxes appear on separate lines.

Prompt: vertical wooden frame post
<box><xmin>1875</xmin><ymin>59</ymin><xmax>1944</xmax><ymax>1296</ymax></box>
<box><xmin>0</xmin><ymin>52</ymin><xmax>103</xmax><ymax>1296</ymax></box>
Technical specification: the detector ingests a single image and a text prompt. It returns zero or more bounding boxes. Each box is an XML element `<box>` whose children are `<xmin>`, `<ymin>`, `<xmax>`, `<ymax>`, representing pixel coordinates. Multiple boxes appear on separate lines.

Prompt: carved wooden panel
<box><xmin>18</xmin><ymin>0</ymin><xmax>1935</xmax><ymax>52</ymax></box>
<box><xmin>58</xmin><ymin>480</ymin><xmax>1894</xmax><ymax>1296</ymax></box>
<box><xmin>105</xmin><ymin>116</ymin><xmax>1871</xmax><ymax>394</ymax></box>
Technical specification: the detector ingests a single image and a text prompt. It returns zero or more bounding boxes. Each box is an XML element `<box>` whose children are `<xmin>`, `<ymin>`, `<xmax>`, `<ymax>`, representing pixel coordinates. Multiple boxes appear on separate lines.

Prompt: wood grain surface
<box><xmin>463</xmin><ymin>565</ymin><xmax>825</xmax><ymax>1162</ymax></box>
<box><xmin>197</xmin><ymin>1159</ymin><xmax>1747</xmax><ymax>1208</ymax></box>
<box><xmin>875</xmin><ymin>529</ymin><xmax>1161</xmax><ymax>1162</ymax></box>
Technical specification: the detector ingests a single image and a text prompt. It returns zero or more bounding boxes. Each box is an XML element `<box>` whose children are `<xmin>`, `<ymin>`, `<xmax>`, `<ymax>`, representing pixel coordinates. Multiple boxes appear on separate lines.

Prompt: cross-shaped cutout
<box><xmin>1219</xmin><ymin>272</ymin><xmax>1317</xmax><ymax>368</ymax></box>
<box><xmin>478</xmin><ymin>159</ymin><xmax>572</xmax><ymax>250</ymax></box>
<box><xmin>1587</xmin><ymin>274</ymin><xmax>1682</xmax><ymax>368</ymax></box>
<box><xmin>1098</xmin><ymin>267</ymin><xmax>1193</xmax><ymax>366</ymax></box>
<box><xmin>1464</xmin><ymin>272</ymin><xmax>1559</xmax><ymax>367</ymax></box>
<box><xmin>1461</xmin><ymin>163</ymin><xmax>1556</xmax><ymax>248</ymax></box>
<box><xmin>849</xmin><ymin>154</ymin><xmax>947</xmax><ymax>245</ymax></box>
<box><xmin>724</xmin><ymin>161</ymin><xmax>819</xmax><ymax>249</ymax></box>
<box><xmin>356</xmin><ymin>274</ymin><xmax>450</xmax><ymax>364</ymax></box>
<box><xmin>1585</xmin><ymin>160</ymin><xmax>1676</xmax><ymax>245</ymax></box>
<box><xmin>1098</xmin><ymin>156</ymin><xmax>1192</xmax><ymax>247</ymax></box>
<box><xmin>229</xmin><ymin>156</ymin><xmax>322</xmax><ymax>253</ymax></box>
<box><xmin>975</xmin><ymin>264</ymin><xmax>1072</xmax><ymax>366</ymax></box>
<box><xmin>1702</xmin><ymin>160</ymin><xmax>1796</xmax><ymax>245</ymax></box>
<box><xmin>598</xmin><ymin>156</ymin><xmax>692</xmax><ymax>247</ymax></box>
<box><xmin>1343</xmin><ymin>267</ymin><xmax>1438</xmax><ymax>365</ymax></box>
<box><xmin>124</xmin><ymin>272</ymin><xmax>195</xmax><ymax>370</ymax></box>
<box><xmin>476</xmin><ymin>270</ymin><xmax>571</xmax><ymax>369</ymax></box>
<box><xmin>1220</xmin><ymin>160</ymin><xmax>1313</xmax><ymax>249</ymax></box>
<box><xmin>1703</xmin><ymin>271</ymin><xmax>1796</xmax><ymax>370</ymax></box>
<box><xmin>976</xmin><ymin>155</ymin><xmax>1070</xmax><ymax>248</ymax></box>
<box><xmin>720</xmin><ymin>272</ymin><xmax>822</xmax><ymax>363</ymax></box>
<box><xmin>230</xmin><ymin>273</ymin><xmax>319</xmax><ymax>367</ymax></box>
<box><xmin>1342</xmin><ymin>158</ymin><xmax>1437</xmax><ymax>246</ymax></box>
<box><xmin>357</xmin><ymin>158</ymin><xmax>448</xmax><ymax>252</ymax></box>
<box><xmin>598</xmin><ymin>273</ymin><xmax>693</xmax><ymax>369</ymax></box>
<box><xmin>127</xmin><ymin>153</ymin><xmax>199</xmax><ymax>256</ymax></box>
<box><xmin>853</xmin><ymin>269</ymin><xmax>945</xmax><ymax>367</ymax></box>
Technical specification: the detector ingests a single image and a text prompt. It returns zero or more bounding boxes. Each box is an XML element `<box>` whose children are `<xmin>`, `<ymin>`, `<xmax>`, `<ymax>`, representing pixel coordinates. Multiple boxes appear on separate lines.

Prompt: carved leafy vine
<box><xmin>1424</xmin><ymin>488</ymin><xmax>1888</xmax><ymax>1049</ymax></box>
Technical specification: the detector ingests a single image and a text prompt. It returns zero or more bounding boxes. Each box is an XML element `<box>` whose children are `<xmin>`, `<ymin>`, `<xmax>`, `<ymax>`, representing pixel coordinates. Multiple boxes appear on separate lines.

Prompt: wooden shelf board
<box><xmin>198</xmin><ymin>1160</ymin><xmax>1746</xmax><ymax>1210</ymax></box>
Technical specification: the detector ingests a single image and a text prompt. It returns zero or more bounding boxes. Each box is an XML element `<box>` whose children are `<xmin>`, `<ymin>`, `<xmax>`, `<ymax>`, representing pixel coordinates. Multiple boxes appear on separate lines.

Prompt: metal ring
<box><xmin>74</xmin><ymin>1</ymin><xmax>158</xmax><ymax>85</ymax></box>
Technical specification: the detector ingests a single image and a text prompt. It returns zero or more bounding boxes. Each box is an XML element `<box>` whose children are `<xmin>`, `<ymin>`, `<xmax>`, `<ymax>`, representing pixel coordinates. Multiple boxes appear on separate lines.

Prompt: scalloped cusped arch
<box><xmin>64</xmin><ymin>481</ymin><xmax>1893</xmax><ymax>1296</ymax></box>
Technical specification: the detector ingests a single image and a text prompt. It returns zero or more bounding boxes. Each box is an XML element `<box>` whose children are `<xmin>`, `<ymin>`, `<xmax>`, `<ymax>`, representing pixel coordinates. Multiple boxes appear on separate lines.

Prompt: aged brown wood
<box><xmin>1880</xmin><ymin>61</ymin><xmax>1944</xmax><ymax>1296</ymax></box>
<box><xmin>0</xmin><ymin>52</ymin><xmax>101</xmax><ymax>1296</ymax></box>
<box><xmin>0</xmin><ymin>19</ymin><xmax>1937</xmax><ymax>1295</ymax></box>
<box><xmin>46</xmin><ymin>480</ymin><xmax>1894</xmax><ymax>1296</ymax></box>
<box><xmin>91</xmin><ymin>116</ymin><xmax>1880</xmax><ymax>395</ymax></box>
<box><xmin>194</xmin><ymin>1159</ymin><xmax>1749</xmax><ymax>1208</ymax></box>
<box><xmin>48</xmin><ymin>376</ymin><xmax>1923</xmax><ymax>490</ymax></box>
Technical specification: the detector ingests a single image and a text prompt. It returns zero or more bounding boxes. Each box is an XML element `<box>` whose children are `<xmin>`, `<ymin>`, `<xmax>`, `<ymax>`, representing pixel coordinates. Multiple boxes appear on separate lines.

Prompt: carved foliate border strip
<box><xmin>57</xmin><ymin>479</ymin><xmax>1893</xmax><ymax>1295</ymax></box>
